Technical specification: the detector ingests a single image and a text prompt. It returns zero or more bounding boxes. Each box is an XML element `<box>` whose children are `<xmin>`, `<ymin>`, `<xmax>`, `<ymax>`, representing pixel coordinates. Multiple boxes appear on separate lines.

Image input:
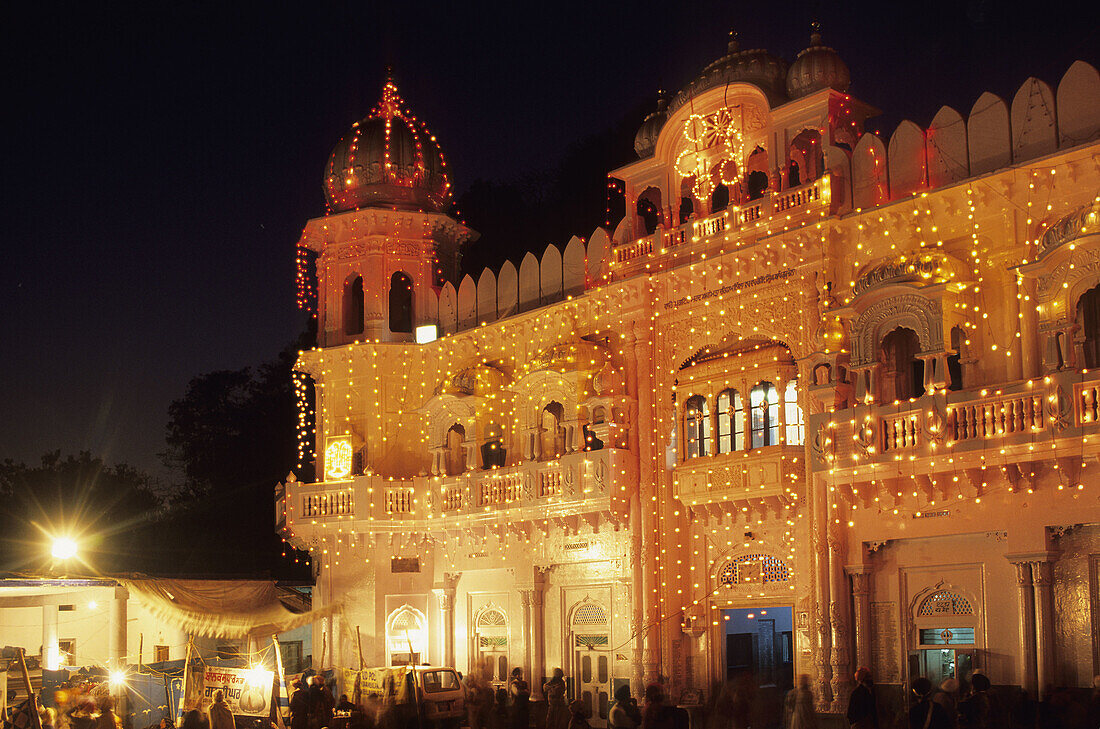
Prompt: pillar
<box><xmin>845</xmin><ymin>567</ymin><xmax>872</xmax><ymax>672</ymax></box>
<box><xmin>109</xmin><ymin>587</ymin><xmax>129</xmax><ymax>669</ymax></box>
<box><xmin>827</xmin><ymin>517</ymin><xmax>851</xmax><ymax>710</ymax></box>
<box><xmin>1020</xmin><ymin>278</ymin><xmax>1041</xmax><ymax>378</ymax></box>
<box><xmin>813</xmin><ymin>477</ymin><xmax>832</xmax><ymax>706</ymax></box>
<box><xmin>532</xmin><ymin>568</ymin><xmax>548</xmax><ymax>696</ymax></box>
<box><xmin>520</xmin><ymin>589</ymin><xmax>534</xmax><ymax>687</ymax></box>
<box><xmin>632</xmin><ymin>320</ymin><xmax>660</xmax><ymax>684</ymax></box>
<box><xmin>434</xmin><ymin>573</ymin><xmax>459</xmax><ymax>668</ymax></box>
<box><xmin>1032</xmin><ymin>560</ymin><xmax>1055</xmax><ymax>700</ymax></box>
<box><xmin>1009</xmin><ymin>559</ymin><xmax>1038</xmax><ymax>696</ymax></box>
<box><xmin>42</xmin><ymin>604</ymin><xmax>59</xmax><ymax>670</ymax></box>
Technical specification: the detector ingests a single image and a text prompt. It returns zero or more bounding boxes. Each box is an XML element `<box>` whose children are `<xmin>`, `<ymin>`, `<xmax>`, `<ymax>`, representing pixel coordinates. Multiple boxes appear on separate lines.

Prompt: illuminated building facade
<box><xmin>278</xmin><ymin>35</ymin><xmax>1100</xmax><ymax>719</ymax></box>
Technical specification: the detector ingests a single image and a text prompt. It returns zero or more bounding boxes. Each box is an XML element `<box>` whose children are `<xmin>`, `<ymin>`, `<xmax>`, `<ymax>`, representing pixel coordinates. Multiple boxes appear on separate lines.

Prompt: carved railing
<box><xmin>948</xmin><ymin>392</ymin><xmax>1045</xmax><ymax>441</ymax></box>
<box><xmin>385</xmin><ymin>487</ymin><xmax>415</xmax><ymax>514</ymax></box>
<box><xmin>479</xmin><ymin>473</ymin><xmax>523</xmax><ymax>506</ymax></box>
<box><xmin>441</xmin><ymin>485</ymin><xmax>464</xmax><ymax>511</ymax></box>
<box><xmin>612</xmin><ymin>176</ymin><xmax>831</xmax><ymax>267</ymax></box>
<box><xmin>302</xmin><ymin>489</ymin><xmax>354</xmax><ymax>518</ymax></box>
<box><xmin>882</xmin><ymin>409</ymin><xmax>921</xmax><ymax>452</ymax></box>
<box><xmin>1075</xmin><ymin>376</ymin><xmax>1100</xmax><ymax>425</ymax></box>
<box><xmin>672</xmin><ymin>445</ymin><xmax>803</xmax><ymax>506</ymax></box>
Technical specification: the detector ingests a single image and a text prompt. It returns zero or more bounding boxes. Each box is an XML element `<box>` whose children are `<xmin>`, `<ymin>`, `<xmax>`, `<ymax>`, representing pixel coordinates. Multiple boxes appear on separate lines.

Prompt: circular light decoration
<box><xmin>675</xmin><ymin>108</ymin><xmax>746</xmax><ymax>202</ymax></box>
<box><xmin>325</xmin><ymin>437</ymin><xmax>354</xmax><ymax>480</ymax></box>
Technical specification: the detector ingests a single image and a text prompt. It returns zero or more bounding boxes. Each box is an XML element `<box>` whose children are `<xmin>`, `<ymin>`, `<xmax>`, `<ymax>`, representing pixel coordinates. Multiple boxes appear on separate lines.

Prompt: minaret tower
<box><xmin>298</xmin><ymin>76</ymin><xmax>475</xmax><ymax>345</ymax></box>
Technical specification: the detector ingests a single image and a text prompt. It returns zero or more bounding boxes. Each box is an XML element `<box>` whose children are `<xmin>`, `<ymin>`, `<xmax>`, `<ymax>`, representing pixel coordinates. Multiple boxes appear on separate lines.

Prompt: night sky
<box><xmin>5</xmin><ymin>0</ymin><xmax>1098</xmax><ymax>478</ymax></box>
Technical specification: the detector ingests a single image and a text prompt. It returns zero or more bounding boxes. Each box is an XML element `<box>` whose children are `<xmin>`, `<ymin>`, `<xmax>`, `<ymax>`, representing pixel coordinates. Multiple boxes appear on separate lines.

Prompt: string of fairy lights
<box><xmin>280</xmin><ymin>63</ymin><xmax>1099</xmax><ymax>677</ymax></box>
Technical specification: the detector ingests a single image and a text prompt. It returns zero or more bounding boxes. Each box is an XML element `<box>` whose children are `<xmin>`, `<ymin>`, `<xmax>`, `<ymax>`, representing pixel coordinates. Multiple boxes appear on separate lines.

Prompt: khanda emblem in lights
<box><xmin>675</xmin><ymin>106</ymin><xmax>746</xmax><ymax>202</ymax></box>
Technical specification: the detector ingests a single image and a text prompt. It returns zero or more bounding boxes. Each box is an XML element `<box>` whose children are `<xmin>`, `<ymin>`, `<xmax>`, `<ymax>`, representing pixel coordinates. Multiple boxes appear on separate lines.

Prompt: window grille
<box><xmin>572</xmin><ymin>603</ymin><xmax>608</xmax><ymax>626</ymax></box>
<box><xmin>477</xmin><ymin>608</ymin><xmax>507</xmax><ymax>627</ymax></box>
<box><xmin>917</xmin><ymin>591</ymin><xmax>974</xmax><ymax>617</ymax></box>
<box><xmin>718</xmin><ymin>554</ymin><xmax>790</xmax><ymax>585</ymax></box>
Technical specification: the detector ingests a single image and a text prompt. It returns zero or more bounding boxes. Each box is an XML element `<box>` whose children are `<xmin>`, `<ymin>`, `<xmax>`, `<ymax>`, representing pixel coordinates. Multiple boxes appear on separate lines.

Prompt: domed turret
<box><xmin>324</xmin><ymin>78</ymin><xmax>452</xmax><ymax>214</ymax></box>
<box><xmin>669</xmin><ymin>32</ymin><xmax>789</xmax><ymax>113</ymax></box>
<box><xmin>634</xmin><ymin>90</ymin><xmax>668</xmax><ymax>159</ymax></box>
<box><xmin>786</xmin><ymin>23</ymin><xmax>851</xmax><ymax>99</ymax></box>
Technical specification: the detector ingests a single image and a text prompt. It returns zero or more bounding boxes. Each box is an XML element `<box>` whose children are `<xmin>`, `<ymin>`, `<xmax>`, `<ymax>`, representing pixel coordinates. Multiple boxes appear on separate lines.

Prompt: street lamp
<box><xmin>51</xmin><ymin>536</ymin><xmax>78</xmax><ymax>561</ymax></box>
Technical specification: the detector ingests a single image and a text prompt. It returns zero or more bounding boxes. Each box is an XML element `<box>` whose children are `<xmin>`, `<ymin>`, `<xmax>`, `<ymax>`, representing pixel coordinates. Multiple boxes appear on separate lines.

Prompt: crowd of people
<box><xmin>57</xmin><ymin>664</ymin><xmax>1098</xmax><ymax>729</ymax></box>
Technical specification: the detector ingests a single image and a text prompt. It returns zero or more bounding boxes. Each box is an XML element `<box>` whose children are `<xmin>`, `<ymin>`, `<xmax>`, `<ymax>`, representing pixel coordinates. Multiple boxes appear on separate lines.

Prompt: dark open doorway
<box><xmin>723</xmin><ymin>606</ymin><xmax>794</xmax><ymax>729</ymax></box>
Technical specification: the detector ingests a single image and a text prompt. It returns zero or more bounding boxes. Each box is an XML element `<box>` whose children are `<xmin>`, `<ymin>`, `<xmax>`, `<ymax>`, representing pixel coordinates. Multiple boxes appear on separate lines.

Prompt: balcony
<box><xmin>808</xmin><ymin>371</ymin><xmax>1099</xmax><ymax>496</ymax></box>
<box><xmin>672</xmin><ymin>445</ymin><xmax>803</xmax><ymax>517</ymax></box>
<box><xmin>612</xmin><ymin>176</ymin><xmax>832</xmax><ymax>274</ymax></box>
<box><xmin>429</xmin><ymin>448</ymin><xmax>634</xmax><ymax>524</ymax></box>
<box><xmin>278</xmin><ymin>448</ymin><xmax>635</xmax><ymax>540</ymax></box>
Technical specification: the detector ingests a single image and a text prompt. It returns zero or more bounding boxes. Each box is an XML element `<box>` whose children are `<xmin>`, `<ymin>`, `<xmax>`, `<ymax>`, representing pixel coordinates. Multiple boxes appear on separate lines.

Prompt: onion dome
<box><xmin>324</xmin><ymin>78</ymin><xmax>452</xmax><ymax>214</ymax></box>
<box><xmin>634</xmin><ymin>90</ymin><xmax>668</xmax><ymax>159</ymax></box>
<box><xmin>786</xmin><ymin>23</ymin><xmax>851</xmax><ymax>99</ymax></box>
<box><xmin>669</xmin><ymin>31</ymin><xmax>789</xmax><ymax>113</ymax></box>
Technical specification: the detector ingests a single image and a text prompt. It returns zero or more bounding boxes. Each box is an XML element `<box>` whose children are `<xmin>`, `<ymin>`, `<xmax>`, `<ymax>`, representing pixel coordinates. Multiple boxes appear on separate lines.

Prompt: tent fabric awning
<box><xmin>121</xmin><ymin>578</ymin><xmax>337</xmax><ymax>638</ymax></box>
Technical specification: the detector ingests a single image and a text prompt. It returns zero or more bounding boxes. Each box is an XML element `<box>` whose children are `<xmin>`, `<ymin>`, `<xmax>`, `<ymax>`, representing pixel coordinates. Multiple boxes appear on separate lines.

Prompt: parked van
<box><xmin>359</xmin><ymin>666</ymin><xmax>465</xmax><ymax>726</ymax></box>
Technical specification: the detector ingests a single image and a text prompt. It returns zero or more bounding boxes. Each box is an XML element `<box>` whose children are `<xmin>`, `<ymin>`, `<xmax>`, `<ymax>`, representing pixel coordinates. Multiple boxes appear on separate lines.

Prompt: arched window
<box><xmin>711</xmin><ymin>183</ymin><xmax>730</xmax><ymax>213</ymax></box>
<box><xmin>389</xmin><ymin>272</ymin><xmax>414</xmax><ymax>333</ymax></box>
<box><xmin>750</xmin><ymin>383</ymin><xmax>779</xmax><ymax>448</ymax></box>
<box><xmin>1077</xmin><ymin>283</ymin><xmax>1100</xmax><ymax>368</ymax></box>
<box><xmin>637</xmin><ymin>187</ymin><xmax>662</xmax><ymax>235</ymax></box>
<box><xmin>880</xmin><ymin>327</ymin><xmax>924</xmax><ymax>401</ymax></box>
<box><xmin>684</xmin><ymin>394</ymin><xmax>710</xmax><ymax>458</ymax></box>
<box><xmin>747</xmin><ymin>171</ymin><xmax>769</xmax><ymax>200</ymax></box>
<box><xmin>784</xmin><ymin>380</ymin><xmax>804</xmax><ymax>446</ymax></box>
<box><xmin>788</xmin><ymin>129</ymin><xmax>823</xmax><ymax>185</ymax></box>
<box><xmin>541</xmin><ymin>402</ymin><xmax>565</xmax><ymax>459</ymax></box>
<box><xmin>344</xmin><ymin>275</ymin><xmax>364</xmax><ymax>335</ymax></box>
<box><xmin>746</xmin><ymin>147</ymin><xmax>770</xmax><ymax>200</ymax></box>
<box><xmin>481</xmin><ymin>422</ymin><xmax>506</xmax><ymax>469</ymax></box>
<box><xmin>716</xmin><ymin>389</ymin><xmax>744</xmax><ymax>453</ymax></box>
<box><xmin>446</xmin><ymin>423</ymin><xmax>466</xmax><ymax>476</ymax></box>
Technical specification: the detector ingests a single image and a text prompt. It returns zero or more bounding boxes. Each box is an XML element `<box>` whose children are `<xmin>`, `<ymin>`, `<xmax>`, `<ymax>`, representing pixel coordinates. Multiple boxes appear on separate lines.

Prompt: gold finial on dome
<box><xmin>727</xmin><ymin>29</ymin><xmax>741</xmax><ymax>54</ymax></box>
<box><xmin>810</xmin><ymin>20</ymin><xmax>823</xmax><ymax>46</ymax></box>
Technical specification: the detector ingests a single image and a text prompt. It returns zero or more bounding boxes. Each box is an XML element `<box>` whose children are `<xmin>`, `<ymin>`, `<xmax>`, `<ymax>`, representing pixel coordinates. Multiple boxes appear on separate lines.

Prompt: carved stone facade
<box><xmin>277</xmin><ymin>40</ymin><xmax>1100</xmax><ymax>723</ymax></box>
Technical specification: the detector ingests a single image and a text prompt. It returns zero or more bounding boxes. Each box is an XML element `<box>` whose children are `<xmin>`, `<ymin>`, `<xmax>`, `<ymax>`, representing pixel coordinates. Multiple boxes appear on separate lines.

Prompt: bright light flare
<box><xmin>52</xmin><ymin>537</ymin><xmax>78</xmax><ymax>560</ymax></box>
<box><xmin>109</xmin><ymin>671</ymin><xmax>127</xmax><ymax>688</ymax></box>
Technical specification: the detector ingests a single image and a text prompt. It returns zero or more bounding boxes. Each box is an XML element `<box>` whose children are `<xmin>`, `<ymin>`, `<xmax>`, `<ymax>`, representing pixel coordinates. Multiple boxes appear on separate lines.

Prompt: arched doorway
<box><xmin>389</xmin><ymin>271</ymin><xmax>414</xmax><ymax>334</ymax></box>
<box><xmin>570</xmin><ymin>599</ymin><xmax>611</xmax><ymax>727</ymax></box>
<box><xmin>386</xmin><ymin>605</ymin><xmax>427</xmax><ymax>666</ymax></box>
<box><xmin>474</xmin><ymin>606</ymin><xmax>509</xmax><ymax>687</ymax></box>
<box><xmin>880</xmin><ymin>327</ymin><xmax>925</xmax><ymax>401</ymax></box>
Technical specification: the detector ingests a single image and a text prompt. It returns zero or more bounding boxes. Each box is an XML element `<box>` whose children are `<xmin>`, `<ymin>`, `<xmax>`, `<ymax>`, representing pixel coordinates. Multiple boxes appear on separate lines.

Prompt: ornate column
<box><xmin>827</xmin><ymin>518</ymin><xmax>851</xmax><ymax>711</ymax></box>
<box><xmin>845</xmin><ymin>566</ymin><xmax>872</xmax><ymax>672</ymax></box>
<box><xmin>434</xmin><ymin>573</ymin><xmax>459</xmax><ymax>668</ymax></box>
<box><xmin>1020</xmin><ymin>278</ymin><xmax>1041</xmax><ymax>378</ymax></box>
<box><xmin>1032</xmin><ymin>560</ymin><xmax>1056</xmax><ymax>700</ymax></box>
<box><xmin>621</xmin><ymin>330</ymin><xmax>645</xmax><ymax>692</ymax></box>
<box><xmin>532</xmin><ymin>568</ymin><xmax>549</xmax><ymax>696</ymax></box>
<box><xmin>1008</xmin><ymin>558</ymin><xmax>1038</xmax><ymax>696</ymax></box>
<box><xmin>519</xmin><ymin>589</ymin><xmax>534</xmax><ymax>688</ymax></box>
<box><xmin>812</xmin><ymin>477</ymin><xmax>832</xmax><ymax>706</ymax></box>
<box><xmin>632</xmin><ymin>319</ymin><xmax>660</xmax><ymax>685</ymax></box>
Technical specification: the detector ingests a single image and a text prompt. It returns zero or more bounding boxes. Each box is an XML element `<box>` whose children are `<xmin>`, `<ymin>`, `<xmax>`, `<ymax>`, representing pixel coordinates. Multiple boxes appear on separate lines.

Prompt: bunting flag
<box><xmin>271</xmin><ymin>639</ymin><xmax>288</xmax><ymax>729</ymax></box>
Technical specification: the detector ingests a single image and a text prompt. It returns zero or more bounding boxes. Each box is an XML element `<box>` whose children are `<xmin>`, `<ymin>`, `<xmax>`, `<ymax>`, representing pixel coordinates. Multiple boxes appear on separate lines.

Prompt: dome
<box><xmin>786</xmin><ymin>25</ymin><xmax>851</xmax><ymax>99</ymax></box>
<box><xmin>634</xmin><ymin>91</ymin><xmax>668</xmax><ymax>159</ymax></box>
<box><xmin>669</xmin><ymin>33</ymin><xmax>789</xmax><ymax>113</ymax></box>
<box><xmin>324</xmin><ymin>79</ymin><xmax>452</xmax><ymax>214</ymax></box>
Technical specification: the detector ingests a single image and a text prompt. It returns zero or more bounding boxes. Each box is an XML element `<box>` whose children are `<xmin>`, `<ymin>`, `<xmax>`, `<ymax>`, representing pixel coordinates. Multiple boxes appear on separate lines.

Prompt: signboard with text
<box><xmin>185</xmin><ymin>667</ymin><xmax>274</xmax><ymax>717</ymax></box>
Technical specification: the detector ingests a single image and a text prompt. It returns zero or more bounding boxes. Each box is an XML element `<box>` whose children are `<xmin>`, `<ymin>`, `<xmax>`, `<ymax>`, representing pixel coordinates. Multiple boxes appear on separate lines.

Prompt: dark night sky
<box><xmin>4</xmin><ymin>0</ymin><xmax>1098</xmax><ymax>478</ymax></box>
